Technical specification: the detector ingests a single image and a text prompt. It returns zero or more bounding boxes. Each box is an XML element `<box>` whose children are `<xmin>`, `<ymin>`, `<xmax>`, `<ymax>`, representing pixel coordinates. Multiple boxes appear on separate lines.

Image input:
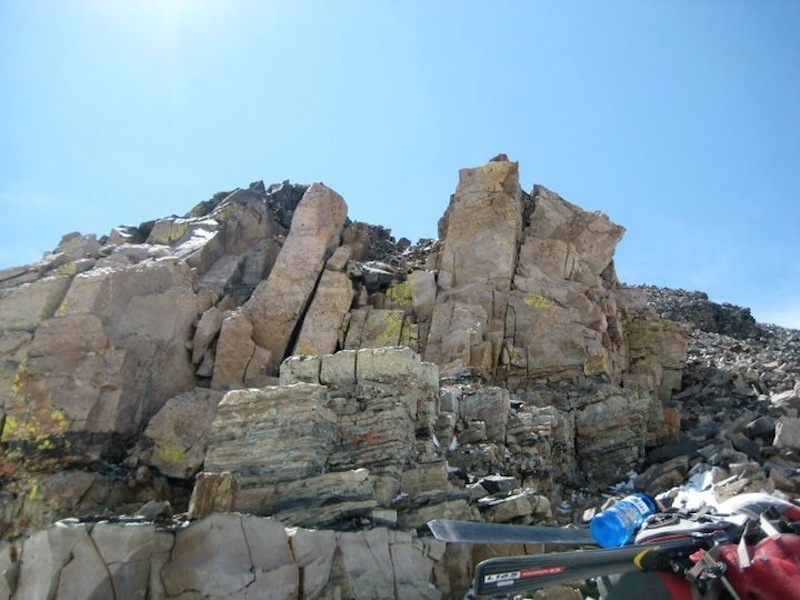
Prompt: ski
<box><xmin>473</xmin><ymin>536</ymin><xmax>708</xmax><ymax>597</ymax></box>
<box><xmin>427</xmin><ymin>519</ymin><xmax>596</xmax><ymax>546</ymax></box>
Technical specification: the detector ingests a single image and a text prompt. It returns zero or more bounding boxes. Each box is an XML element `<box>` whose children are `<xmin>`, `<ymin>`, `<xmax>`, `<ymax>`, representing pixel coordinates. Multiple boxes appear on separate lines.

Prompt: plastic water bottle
<box><xmin>589</xmin><ymin>493</ymin><xmax>656</xmax><ymax>548</ymax></box>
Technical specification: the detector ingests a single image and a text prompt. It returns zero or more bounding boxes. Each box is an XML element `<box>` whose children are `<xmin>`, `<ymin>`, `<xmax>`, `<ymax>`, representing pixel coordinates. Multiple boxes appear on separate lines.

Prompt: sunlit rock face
<box><xmin>19</xmin><ymin>157</ymin><xmax>794</xmax><ymax>599</ymax></box>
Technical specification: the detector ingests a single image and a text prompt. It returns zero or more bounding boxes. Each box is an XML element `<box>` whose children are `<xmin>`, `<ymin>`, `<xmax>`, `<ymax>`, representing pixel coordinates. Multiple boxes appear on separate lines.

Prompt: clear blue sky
<box><xmin>2</xmin><ymin>1</ymin><xmax>798</xmax><ymax>328</ymax></box>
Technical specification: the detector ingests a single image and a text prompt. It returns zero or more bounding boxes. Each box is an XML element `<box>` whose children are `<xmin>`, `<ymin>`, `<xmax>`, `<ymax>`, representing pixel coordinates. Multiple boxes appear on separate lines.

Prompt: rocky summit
<box><xmin>0</xmin><ymin>157</ymin><xmax>797</xmax><ymax>599</ymax></box>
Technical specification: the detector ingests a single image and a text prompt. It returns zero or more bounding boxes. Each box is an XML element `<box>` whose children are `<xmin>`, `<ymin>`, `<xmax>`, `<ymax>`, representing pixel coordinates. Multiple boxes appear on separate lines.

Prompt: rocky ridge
<box><xmin>0</xmin><ymin>158</ymin><xmax>797</xmax><ymax>599</ymax></box>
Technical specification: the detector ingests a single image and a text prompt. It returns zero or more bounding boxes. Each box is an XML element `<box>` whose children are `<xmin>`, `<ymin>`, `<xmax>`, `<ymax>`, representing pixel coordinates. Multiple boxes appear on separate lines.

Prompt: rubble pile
<box><xmin>631</xmin><ymin>286</ymin><xmax>800</xmax><ymax>504</ymax></box>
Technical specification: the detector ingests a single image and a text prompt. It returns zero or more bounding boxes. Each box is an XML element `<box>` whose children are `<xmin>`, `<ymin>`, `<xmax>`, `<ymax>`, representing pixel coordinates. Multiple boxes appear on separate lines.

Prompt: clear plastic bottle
<box><xmin>589</xmin><ymin>493</ymin><xmax>657</xmax><ymax>548</ymax></box>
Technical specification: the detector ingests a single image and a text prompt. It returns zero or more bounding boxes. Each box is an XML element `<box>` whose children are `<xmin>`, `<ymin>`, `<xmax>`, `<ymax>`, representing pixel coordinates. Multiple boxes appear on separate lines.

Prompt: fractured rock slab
<box><xmin>162</xmin><ymin>513</ymin><xmax>298</xmax><ymax>599</ymax></box>
<box><xmin>244</xmin><ymin>183</ymin><xmax>347</xmax><ymax>373</ymax></box>
<box><xmin>293</xmin><ymin>269</ymin><xmax>353</xmax><ymax>357</ymax></box>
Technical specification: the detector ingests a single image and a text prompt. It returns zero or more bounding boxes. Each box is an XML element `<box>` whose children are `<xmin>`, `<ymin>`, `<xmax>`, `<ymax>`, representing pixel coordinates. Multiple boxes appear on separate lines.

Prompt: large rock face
<box><xmin>5</xmin><ymin>515</ymin><xmax>463</xmax><ymax>600</ymax></box>
<box><xmin>426</xmin><ymin>159</ymin><xmax>631</xmax><ymax>387</ymax></box>
<box><xmin>426</xmin><ymin>158</ymin><xmax>522</xmax><ymax>379</ymax></box>
<box><xmin>241</xmin><ymin>183</ymin><xmax>348</xmax><ymax>372</ymax></box>
<box><xmin>0</xmin><ymin>157</ymin><xmax>716</xmax><ymax>598</ymax></box>
<box><xmin>3</xmin><ymin>257</ymin><xmax>199</xmax><ymax>448</ymax></box>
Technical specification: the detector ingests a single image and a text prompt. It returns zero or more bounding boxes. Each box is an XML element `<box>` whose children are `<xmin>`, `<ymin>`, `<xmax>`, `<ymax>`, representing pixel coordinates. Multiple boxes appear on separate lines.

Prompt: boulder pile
<box><xmin>630</xmin><ymin>286</ymin><xmax>800</xmax><ymax>504</ymax></box>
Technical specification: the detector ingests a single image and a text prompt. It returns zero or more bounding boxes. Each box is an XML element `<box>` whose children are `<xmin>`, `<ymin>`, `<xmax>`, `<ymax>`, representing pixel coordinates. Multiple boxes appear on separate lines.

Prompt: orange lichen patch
<box><xmin>342</xmin><ymin>430</ymin><xmax>379</xmax><ymax>448</ymax></box>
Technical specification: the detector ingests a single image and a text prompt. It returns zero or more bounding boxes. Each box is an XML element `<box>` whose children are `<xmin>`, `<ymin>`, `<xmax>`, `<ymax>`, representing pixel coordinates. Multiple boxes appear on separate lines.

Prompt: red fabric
<box><xmin>655</xmin><ymin>572</ymin><xmax>694</xmax><ymax>600</ymax></box>
<box><xmin>784</xmin><ymin>505</ymin><xmax>800</xmax><ymax>523</ymax></box>
<box><xmin>718</xmin><ymin>534</ymin><xmax>800</xmax><ymax>600</ymax></box>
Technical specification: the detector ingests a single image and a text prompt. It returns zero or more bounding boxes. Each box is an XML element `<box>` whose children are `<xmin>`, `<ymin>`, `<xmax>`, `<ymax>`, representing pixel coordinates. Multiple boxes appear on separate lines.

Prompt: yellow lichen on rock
<box><xmin>524</xmin><ymin>294</ymin><xmax>553</xmax><ymax>309</ymax></box>
<box><xmin>53</xmin><ymin>262</ymin><xmax>78</xmax><ymax>276</ymax></box>
<box><xmin>378</xmin><ymin>311</ymin><xmax>405</xmax><ymax>345</ymax></box>
<box><xmin>386</xmin><ymin>281</ymin><xmax>413</xmax><ymax>309</ymax></box>
<box><xmin>1</xmin><ymin>408</ymin><xmax>69</xmax><ymax>444</ymax></box>
<box><xmin>11</xmin><ymin>359</ymin><xmax>27</xmax><ymax>397</ymax></box>
<box><xmin>155</xmin><ymin>443</ymin><xmax>187</xmax><ymax>468</ymax></box>
<box><xmin>399</xmin><ymin>318</ymin><xmax>418</xmax><ymax>350</ymax></box>
<box><xmin>583</xmin><ymin>354</ymin><xmax>609</xmax><ymax>377</ymax></box>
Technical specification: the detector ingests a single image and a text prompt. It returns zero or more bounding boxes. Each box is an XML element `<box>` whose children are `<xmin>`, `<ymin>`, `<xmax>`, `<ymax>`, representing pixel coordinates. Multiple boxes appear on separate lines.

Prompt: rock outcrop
<box><xmin>4</xmin><ymin>157</ymin><xmax>795</xmax><ymax>598</ymax></box>
<box><xmin>5</xmin><ymin>514</ymin><xmax>460</xmax><ymax>600</ymax></box>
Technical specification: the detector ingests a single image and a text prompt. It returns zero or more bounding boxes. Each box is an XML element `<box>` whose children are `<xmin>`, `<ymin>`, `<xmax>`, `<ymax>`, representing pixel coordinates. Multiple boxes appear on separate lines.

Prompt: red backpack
<box><xmin>603</xmin><ymin>493</ymin><xmax>800</xmax><ymax>600</ymax></box>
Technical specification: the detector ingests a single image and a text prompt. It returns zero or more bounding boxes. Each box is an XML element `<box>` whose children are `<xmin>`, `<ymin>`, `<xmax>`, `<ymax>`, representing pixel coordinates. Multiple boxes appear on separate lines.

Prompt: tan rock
<box><xmin>623</xmin><ymin>313</ymin><xmax>689</xmax><ymax>445</ymax></box>
<box><xmin>211</xmin><ymin>311</ymin><xmax>273</xmax><ymax>389</ymax></box>
<box><xmin>145</xmin><ymin>190</ymin><xmax>284</xmax><ymax>287</ymax></box>
<box><xmin>0</xmin><ymin>264</ymin><xmax>38</xmax><ymax>289</ymax></box>
<box><xmin>504</xmin><ymin>289</ymin><xmax>607</xmax><ymax>381</ymax></box>
<box><xmin>390</xmin><ymin>537</ymin><xmax>441</xmax><ymax>600</ymax></box>
<box><xmin>0</xmin><ymin>471</ymin><xmax>102</xmax><ymax>541</ymax></box>
<box><xmin>325</xmin><ymin>244</ymin><xmax>354</xmax><ymax>271</ymax></box>
<box><xmin>3</xmin><ymin>258</ymin><xmax>200</xmax><ymax>445</ymax></box>
<box><xmin>152</xmin><ymin>217</ymin><xmax>220</xmax><ymax>275</ymax></box>
<box><xmin>243</xmin><ymin>344</ymin><xmax>275</xmax><ymax>386</ymax></box>
<box><xmin>244</xmin><ymin>183</ymin><xmax>347</xmax><ymax>373</ymax></box>
<box><xmin>8</xmin><ymin>512</ymin><xmax>480</xmax><ymax>599</ymax></box>
<box><xmin>292</xmin><ymin>269</ymin><xmax>353</xmax><ymax>357</ymax></box>
<box><xmin>425</xmin><ymin>158</ymin><xmax>522</xmax><ymax>380</ymax></box>
<box><xmin>424</xmin><ymin>301</ymin><xmax>488</xmax><ymax>378</ymax></box>
<box><xmin>438</xmin><ymin>158</ymin><xmax>523</xmax><ymax>290</ymax></box>
<box><xmin>198</xmin><ymin>253</ymin><xmax>243</xmax><ymax>296</ymax></box>
<box><xmin>143</xmin><ymin>388</ymin><xmax>224</xmax><ymax>479</ymax></box>
<box><xmin>191</xmin><ymin>305</ymin><xmax>224</xmax><ymax>365</ymax></box>
<box><xmin>289</xmin><ymin>528</ymin><xmax>337</xmax><ymax>598</ymax></box>
<box><xmin>55</xmin><ymin>232</ymin><xmax>101</xmax><ymax>261</ymax></box>
<box><xmin>624</xmin><ymin>315</ymin><xmax>689</xmax><ymax>402</ymax></box>
<box><xmin>90</xmin><ymin>521</ymin><xmax>157</xmax><ymax>600</ymax></box>
<box><xmin>333</xmin><ymin>528</ymin><xmax>396</xmax><ymax>599</ymax></box>
<box><xmin>94</xmin><ymin>243</ymin><xmax>172</xmax><ymax>268</ymax></box>
<box><xmin>188</xmin><ymin>471</ymin><xmax>239</xmax><ymax>519</ymax></box>
<box><xmin>15</xmin><ymin>523</ymin><xmax>104</xmax><ymax>600</ymax></box>
<box><xmin>162</xmin><ymin>513</ymin><xmax>299</xmax><ymax>599</ymax></box>
<box><xmin>0</xmin><ymin>330</ymin><xmax>31</xmax><ymax>419</ymax></box>
<box><xmin>3</xmin><ymin>313</ymin><xmax>136</xmax><ymax>439</ymax></box>
<box><xmin>479</xmin><ymin>490</ymin><xmax>534</xmax><ymax>523</ymax></box>
<box><xmin>238</xmin><ymin>515</ymin><xmax>301</xmax><ymax>599</ymax></box>
<box><xmin>528</xmin><ymin>186</ymin><xmax>625</xmax><ymax>278</ymax></box>
<box><xmin>0</xmin><ymin>275</ymin><xmax>71</xmax><ymax>332</ymax></box>
<box><xmin>408</xmin><ymin>270</ymin><xmax>437</xmax><ymax>321</ymax></box>
<box><xmin>344</xmin><ymin>308</ymin><xmax>415</xmax><ymax>350</ymax></box>
<box><xmin>57</xmin><ymin>528</ymin><xmax>115</xmax><ymax>600</ymax></box>
<box><xmin>774</xmin><ymin>416</ymin><xmax>800</xmax><ymax>451</ymax></box>
<box><xmin>0</xmin><ymin>543</ymin><xmax>17</xmax><ymax>599</ymax></box>
<box><xmin>433</xmin><ymin>542</ymin><xmax>473</xmax><ymax>599</ymax></box>
<box><xmin>107</xmin><ymin>226</ymin><xmax>144</xmax><ymax>246</ymax></box>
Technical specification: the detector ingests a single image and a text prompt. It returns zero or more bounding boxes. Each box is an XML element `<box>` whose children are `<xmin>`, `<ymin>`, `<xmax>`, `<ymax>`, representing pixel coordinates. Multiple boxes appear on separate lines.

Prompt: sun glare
<box><xmin>88</xmin><ymin>0</ymin><xmax>226</xmax><ymax>46</ymax></box>
<box><xmin>80</xmin><ymin>0</ymin><xmax>243</xmax><ymax>76</ymax></box>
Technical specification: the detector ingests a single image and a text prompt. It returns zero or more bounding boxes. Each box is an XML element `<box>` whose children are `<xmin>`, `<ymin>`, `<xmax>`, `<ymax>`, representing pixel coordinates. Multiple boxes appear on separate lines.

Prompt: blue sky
<box><xmin>2</xmin><ymin>1</ymin><xmax>798</xmax><ymax>328</ymax></box>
